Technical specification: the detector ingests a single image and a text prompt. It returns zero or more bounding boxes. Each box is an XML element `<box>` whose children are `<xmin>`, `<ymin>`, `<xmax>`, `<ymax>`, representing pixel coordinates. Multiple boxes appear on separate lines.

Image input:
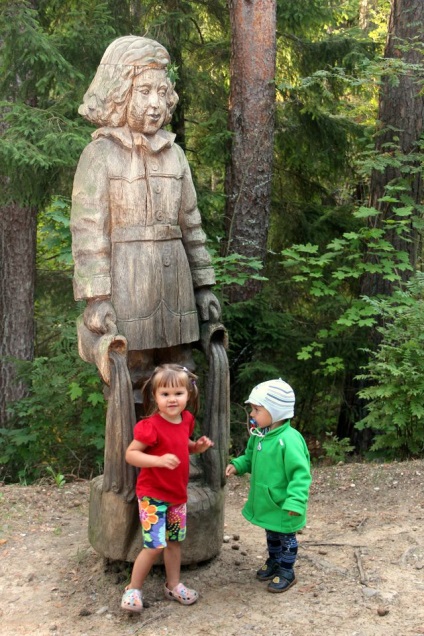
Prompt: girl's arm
<box><xmin>125</xmin><ymin>439</ymin><xmax>181</xmax><ymax>470</ymax></box>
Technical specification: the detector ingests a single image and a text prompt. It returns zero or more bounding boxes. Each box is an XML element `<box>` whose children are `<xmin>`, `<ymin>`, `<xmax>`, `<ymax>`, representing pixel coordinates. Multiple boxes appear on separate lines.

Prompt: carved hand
<box><xmin>83</xmin><ymin>299</ymin><xmax>118</xmax><ymax>335</ymax></box>
<box><xmin>195</xmin><ymin>287</ymin><xmax>221</xmax><ymax>322</ymax></box>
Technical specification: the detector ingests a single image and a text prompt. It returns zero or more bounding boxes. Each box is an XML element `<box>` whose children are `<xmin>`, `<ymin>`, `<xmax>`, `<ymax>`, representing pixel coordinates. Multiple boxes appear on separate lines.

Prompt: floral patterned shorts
<box><xmin>138</xmin><ymin>496</ymin><xmax>187</xmax><ymax>549</ymax></box>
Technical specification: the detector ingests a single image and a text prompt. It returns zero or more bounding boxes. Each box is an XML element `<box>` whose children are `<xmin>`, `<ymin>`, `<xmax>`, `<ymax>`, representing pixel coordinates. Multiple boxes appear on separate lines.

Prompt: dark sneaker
<box><xmin>256</xmin><ymin>558</ymin><xmax>279</xmax><ymax>581</ymax></box>
<box><xmin>267</xmin><ymin>566</ymin><xmax>296</xmax><ymax>593</ymax></box>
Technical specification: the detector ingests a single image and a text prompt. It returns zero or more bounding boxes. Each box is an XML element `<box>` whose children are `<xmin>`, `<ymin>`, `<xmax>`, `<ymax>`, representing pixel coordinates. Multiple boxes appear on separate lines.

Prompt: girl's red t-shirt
<box><xmin>133</xmin><ymin>410</ymin><xmax>195</xmax><ymax>504</ymax></box>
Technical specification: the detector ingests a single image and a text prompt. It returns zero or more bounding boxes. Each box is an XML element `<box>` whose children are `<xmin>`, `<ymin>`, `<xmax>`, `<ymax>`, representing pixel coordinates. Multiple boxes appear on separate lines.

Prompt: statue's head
<box><xmin>79</xmin><ymin>36</ymin><xmax>179</xmax><ymax>129</ymax></box>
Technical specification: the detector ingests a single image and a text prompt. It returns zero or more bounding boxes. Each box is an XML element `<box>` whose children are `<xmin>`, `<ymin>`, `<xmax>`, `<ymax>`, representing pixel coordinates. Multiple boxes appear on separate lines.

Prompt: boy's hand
<box><xmin>225</xmin><ymin>464</ymin><xmax>237</xmax><ymax>477</ymax></box>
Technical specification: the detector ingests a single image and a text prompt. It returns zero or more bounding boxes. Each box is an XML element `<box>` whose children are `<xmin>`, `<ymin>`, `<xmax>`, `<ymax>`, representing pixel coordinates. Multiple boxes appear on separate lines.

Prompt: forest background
<box><xmin>0</xmin><ymin>0</ymin><xmax>423</xmax><ymax>485</ymax></box>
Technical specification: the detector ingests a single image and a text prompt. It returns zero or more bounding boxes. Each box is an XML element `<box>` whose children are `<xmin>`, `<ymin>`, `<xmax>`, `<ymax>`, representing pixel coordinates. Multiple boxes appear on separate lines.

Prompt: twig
<box><xmin>354</xmin><ymin>517</ymin><xmax>369</xmax><ymax>532</ymax></box>
<box><xmin>354</xmin><ymin>548</ymin><xmax>367</xmax><ymax>585</ymax></box>
<box><xmin>301</xmin><ymin>541</ymin><xmax>366</xmax><ymax>549</ymax></box>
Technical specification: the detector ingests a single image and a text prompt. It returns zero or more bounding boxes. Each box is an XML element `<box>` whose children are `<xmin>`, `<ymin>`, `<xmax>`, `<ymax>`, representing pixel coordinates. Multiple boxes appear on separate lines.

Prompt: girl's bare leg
<box><xmin>129</xmin><ymin>547</ymin><xmax>162</xmax><ymax>589</ymax></box>
<box><xmin>163</xmin><ymin>540</ymin><xmax>181</xmax><ymax>589</ymax></box>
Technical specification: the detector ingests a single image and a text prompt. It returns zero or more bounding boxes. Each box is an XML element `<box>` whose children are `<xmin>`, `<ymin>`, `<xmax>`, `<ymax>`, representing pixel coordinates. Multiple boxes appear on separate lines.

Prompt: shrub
<box><xmin>355</xmin><ymin>274</ymin><xmax>424</xmax><ymax>459</ymax></box>
<box><xmin>0</xmin><ymin>321</ymin><xmax>106</xmax><ymax>483</ymax></box>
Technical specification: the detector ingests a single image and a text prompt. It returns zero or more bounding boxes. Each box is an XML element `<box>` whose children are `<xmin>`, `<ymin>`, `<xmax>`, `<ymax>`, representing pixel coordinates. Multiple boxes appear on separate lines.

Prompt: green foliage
<box><xmin>0</xmin><ymin>0</ymin><xmax>117</xmax><ymax>206</ymax></box>
<box><xmin>210</xmin><ymin>249</ymin><xmax>267</xmax><ymax>293</ymax></box>
<box><xmin>45</xmin><ymin>465</ymin><xmax>66</xmax><ymax>488</ymax></box>
<box><xmin>355</xmin><ymin>275</ymin><xmax>424</xmax><ymax>459</ymax></box>
<box><xmin>321</xmin><ymin>432</ymin><xmax>355</xmax><ymax>463</ymax></box>
<box><xmin>37</xmin><ymin>197</ymin><xmax>73</xmax><ymax>268</ymax></box>
<box><xmin>0</xmin><ymin>0</ymin><xmax>80</xmax><ymax>103</ymax></box>
<box><xmin>0</xmin><ymin>321</ymin><xmax>106</xmax><ymax>483</ymax></box>
<box><xmin>280</xmin><ymin>195</ymin><xmax>416</xmax><ymax>373</ymax></box>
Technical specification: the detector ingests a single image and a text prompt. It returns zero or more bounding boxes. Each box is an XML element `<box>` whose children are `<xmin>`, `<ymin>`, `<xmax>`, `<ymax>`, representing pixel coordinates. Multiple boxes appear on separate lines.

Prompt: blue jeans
<box><xmin>265</xmin><ymin>530</ymin><xmax>298</xmax><ymax>569</ymax></box>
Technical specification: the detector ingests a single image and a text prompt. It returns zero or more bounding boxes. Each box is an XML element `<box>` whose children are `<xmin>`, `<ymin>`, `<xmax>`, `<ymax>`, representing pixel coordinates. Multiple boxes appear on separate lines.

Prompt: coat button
<box><xmin>156</xmin><ymin>210</ymin><xmax>164</xmax><ymax>221</ymax></box>
<box><xmin>151</xmin><ymin>162</ymin><xmax>159</xmax><ymax>171</ymax></box>
<box><xmin>163</xmin><ymin>246</ymin><xmax>171</xmax><ymax>266</ymax></box>
<box><xmin>154</xmin><ymin>184</ymin><xmax>161</xmax><ymax>193</ymax></box>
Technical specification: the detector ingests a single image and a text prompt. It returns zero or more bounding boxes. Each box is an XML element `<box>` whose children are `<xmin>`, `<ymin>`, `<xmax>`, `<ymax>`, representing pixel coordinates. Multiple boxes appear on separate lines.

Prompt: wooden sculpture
<box><xmin>71</xmin><ymin>36</ymin><xmax>229</xmax><ymax>564</ymax></box>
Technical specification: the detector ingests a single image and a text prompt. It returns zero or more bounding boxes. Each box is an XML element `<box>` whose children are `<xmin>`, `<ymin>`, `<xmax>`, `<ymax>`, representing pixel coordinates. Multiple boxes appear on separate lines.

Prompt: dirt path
<box><xmin>1</xmin><ymin>460</ymin><xmax>424</xmax><ymax>636</ymax></box>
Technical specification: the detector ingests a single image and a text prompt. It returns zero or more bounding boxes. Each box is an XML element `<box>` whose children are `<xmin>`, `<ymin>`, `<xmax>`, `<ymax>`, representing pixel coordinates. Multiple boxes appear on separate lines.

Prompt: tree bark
<box><xmin>224</xmin><ymin>0</ymin><xmax>276</xmax><ymax>302</ymax></box>
<box><xmin>0</xmin><ymin>201</ymin><xmax>37</xmax><ymax>426</ymax></box>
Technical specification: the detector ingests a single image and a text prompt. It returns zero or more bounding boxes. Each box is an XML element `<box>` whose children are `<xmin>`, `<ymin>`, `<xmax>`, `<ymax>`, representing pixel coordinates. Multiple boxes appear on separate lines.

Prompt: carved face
<box><xmin>127</xmin><ymin>69</ymin><xmax>168</xmax><ymax>135</ymax></box>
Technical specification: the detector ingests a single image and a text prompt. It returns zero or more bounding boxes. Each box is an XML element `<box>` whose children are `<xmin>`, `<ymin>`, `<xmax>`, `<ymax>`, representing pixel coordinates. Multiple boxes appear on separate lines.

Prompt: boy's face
<box><xmin>249</xmin><ymin>404</ymin><xmax>272</xmax><ymax>429</ymax></box>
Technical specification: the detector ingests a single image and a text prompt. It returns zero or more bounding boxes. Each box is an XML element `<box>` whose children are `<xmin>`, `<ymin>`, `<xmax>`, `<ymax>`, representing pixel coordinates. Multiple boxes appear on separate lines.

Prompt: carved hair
<box><xmin>78</xmin><ymin>35</ymin><xmax>179</xmax><ymax>128</ymax></box>
<box><xmin>142</xmin><ymin>364</ymin><xmax>200</xmax><ymax>416</ymax></box>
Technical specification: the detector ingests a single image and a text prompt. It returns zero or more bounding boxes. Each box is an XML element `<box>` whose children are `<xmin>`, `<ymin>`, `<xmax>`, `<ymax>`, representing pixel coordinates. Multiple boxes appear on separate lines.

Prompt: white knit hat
<box><xmin>246</xmin><ymin>379</ymin><xmax>295</xmax><ymax>423</ymax></box>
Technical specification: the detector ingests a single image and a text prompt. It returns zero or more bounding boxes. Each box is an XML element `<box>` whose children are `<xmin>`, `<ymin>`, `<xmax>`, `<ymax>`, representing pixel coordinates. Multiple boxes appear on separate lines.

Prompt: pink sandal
<box><xmin>164</xmin><ymin>582</ymin><xmax>199</xmax><ymax>605</ymax></box>
<box><xmin>121</xmin><ymin>587</ymin><xmax>143</xmax><ymax>613</ymax></box>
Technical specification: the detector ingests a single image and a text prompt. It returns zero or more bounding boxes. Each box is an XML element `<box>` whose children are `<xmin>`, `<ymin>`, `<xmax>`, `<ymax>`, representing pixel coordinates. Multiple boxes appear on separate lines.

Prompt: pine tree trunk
<box><xmin>224</xmin><ymin>0</ymin><xmax>276</xmax><ymax>302</ymax></box>
<box><xmin>0</xmin><ymin>201</ymin><xmax>37</xmax><ymax>426</ymax></box>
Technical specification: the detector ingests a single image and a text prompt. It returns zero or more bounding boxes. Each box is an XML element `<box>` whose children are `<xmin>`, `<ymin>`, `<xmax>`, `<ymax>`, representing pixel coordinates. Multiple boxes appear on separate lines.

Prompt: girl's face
<box><xmin>249</xmin><ymin>404</ymin><xmax>272</xmax><ymax>429</ymax></box>
<box><xmin>154</xmin><ymin>384</ymin><xmax>189</xmax><ymax>423</ymax></box>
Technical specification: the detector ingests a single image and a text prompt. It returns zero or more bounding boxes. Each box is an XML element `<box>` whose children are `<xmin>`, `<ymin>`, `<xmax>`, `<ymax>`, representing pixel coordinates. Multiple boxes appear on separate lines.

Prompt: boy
<box><xmin>225</xmin><ymin>379</ymin><xmax>311</xmax><ymax>592</ymax></box>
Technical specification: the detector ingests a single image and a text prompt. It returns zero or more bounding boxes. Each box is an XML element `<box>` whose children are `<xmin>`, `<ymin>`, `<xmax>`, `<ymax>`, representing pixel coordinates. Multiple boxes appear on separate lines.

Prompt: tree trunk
<box><xmin>0</xmin><ymin>201</ymin><xmax>37</xmax><ymax>426</ymax></box>
<box><xmin>359</xmin><ymin>0</ymin><xmax>379</xmax><ymax>31</ymax></box>
<box><xmin>224</xmin><ymin>0</ymin><xmax>276</xmax><ymax>302</ymax></box>
<box><xmin>361</xmin><ymin>0</ymin><xmax>424</xmax><ymax>299</ymax></box>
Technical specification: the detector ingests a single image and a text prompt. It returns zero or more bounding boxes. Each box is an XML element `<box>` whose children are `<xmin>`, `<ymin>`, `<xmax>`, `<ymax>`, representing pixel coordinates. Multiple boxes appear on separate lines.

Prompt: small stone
<box><xmin>377</xmin><ymin>606</ymin><xmax>389</xmax><ymax>616</ymax></box>
<box><xmin>231</xmin><ymin>544</ymin><xmax>240</xmax><ymax>550</ymax></box>
<box><xmin>79</xmin><ymin>608</ymin><xmax>92</xmax><ymax>617</ymax></box>
<box><xmin>223</xmin><ymin>535</ymin><xmax>231</xmax><ymax>543</ymax></box>
<box><xmin>232</xmin><ymin>533</ymin><xmax>240</xmax><ymax>541</ymax></box>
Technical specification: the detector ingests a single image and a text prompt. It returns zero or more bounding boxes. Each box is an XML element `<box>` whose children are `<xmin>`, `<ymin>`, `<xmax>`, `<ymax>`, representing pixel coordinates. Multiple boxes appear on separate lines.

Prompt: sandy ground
<box><xmin>1</xmin><ymin>460</ymin><xmax>424</xmax><ymax>636</ymax></box>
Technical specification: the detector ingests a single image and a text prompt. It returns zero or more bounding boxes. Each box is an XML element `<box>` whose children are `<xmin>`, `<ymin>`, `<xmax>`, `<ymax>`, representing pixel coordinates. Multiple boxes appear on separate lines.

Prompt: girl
<box><xmin>121</xmin><ymin>364</ymin><xmax>213</xmax><ymax>613</ymax></box>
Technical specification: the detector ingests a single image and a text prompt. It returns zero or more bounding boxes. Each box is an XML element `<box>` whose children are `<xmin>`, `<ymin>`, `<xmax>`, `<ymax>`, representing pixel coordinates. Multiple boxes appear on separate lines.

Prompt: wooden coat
<box><xmin>71</xmin><ymin>125</ymin><xmax>215</xmax><ymax>350</ymax></box>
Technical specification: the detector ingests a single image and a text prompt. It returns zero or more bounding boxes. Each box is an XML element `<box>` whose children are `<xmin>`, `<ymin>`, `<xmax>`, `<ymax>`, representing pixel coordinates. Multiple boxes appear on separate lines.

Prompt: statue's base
<box><xmin>88</xmin><ymin>475</ymin><xmax>225</xmax><ymax>564</ymax></box>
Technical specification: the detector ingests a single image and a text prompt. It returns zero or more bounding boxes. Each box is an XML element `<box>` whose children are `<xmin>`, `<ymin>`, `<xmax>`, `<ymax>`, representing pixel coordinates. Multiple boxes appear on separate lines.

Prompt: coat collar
<box><xmin>92</xmin><ymin>125</ymin><xmax>176</xmax><ymax>153</ymax></box>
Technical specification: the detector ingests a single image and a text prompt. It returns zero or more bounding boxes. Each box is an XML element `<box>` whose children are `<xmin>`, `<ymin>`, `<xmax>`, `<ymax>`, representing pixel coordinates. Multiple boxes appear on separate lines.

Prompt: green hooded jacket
<box><xmin>230</xmin><ymin>421</ymin><xmax>311</xmax><ymax>533</ymax></box>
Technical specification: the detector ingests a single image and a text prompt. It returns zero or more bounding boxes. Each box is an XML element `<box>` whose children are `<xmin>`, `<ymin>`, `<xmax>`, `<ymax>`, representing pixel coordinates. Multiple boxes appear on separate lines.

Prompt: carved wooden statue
<box><xmin>70</xmin><ymin>36</ymin><xmax>229</xmax><ymax>564</ymax></box>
